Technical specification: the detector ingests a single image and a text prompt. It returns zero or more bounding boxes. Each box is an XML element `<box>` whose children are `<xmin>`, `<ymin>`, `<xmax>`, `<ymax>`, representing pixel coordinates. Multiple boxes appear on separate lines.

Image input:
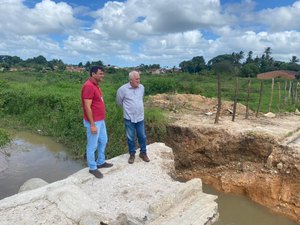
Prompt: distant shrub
<box><xmin>144</xmin><ymin>77</ymin><xmax>176</xmax><ymax>95</ymax></box>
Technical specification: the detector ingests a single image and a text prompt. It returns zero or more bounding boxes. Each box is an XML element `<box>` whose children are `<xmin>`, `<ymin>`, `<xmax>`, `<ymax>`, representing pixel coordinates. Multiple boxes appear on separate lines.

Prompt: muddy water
<box><xmin>0</xmin><ymin>131</ymin><xmax>85</xmax><ymax>200</ymax></box>
<box><xmin>203</xmin><ymin>185</ymin><xmax>298</xmax><ymax>225</ymax></box>
<box><xmin>0</xmin><ymin>132</ymin><xmax>298</xmax><ymax>225</ymax></box>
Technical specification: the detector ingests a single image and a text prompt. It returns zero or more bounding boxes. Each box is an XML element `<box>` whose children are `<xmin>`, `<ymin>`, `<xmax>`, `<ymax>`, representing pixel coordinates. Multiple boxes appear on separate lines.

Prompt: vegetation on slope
<box><xmin>0</xmin><ymin>70</ymin><xmax>298</xmax><ymax>156</ymax></box>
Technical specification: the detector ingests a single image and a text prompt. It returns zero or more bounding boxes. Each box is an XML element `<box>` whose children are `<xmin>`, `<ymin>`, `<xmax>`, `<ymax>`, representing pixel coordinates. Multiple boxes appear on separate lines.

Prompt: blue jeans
<box><xmin>124</xmin><ymin>119</ymin><xmax>147</xmax><ymax>155</ymax></box>
<box><xmin>83</xmin><ymin>120</ymin><xmax>108</xmax><ymax>170</ymax></box>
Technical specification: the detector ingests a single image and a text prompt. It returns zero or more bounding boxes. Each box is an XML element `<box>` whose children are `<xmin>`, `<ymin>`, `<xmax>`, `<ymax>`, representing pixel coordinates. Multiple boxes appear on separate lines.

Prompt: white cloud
<box><xmin>117</xmin><ymin>30</ymin><xmax>211</xmax><ymax>66</ymax></box>
<box><xmin>63</xmin><ymin>29</ymin><xmax>132</xmax><ymax>65</ymax></box>
<box><xmin>133</xmin><ymin>0</ymin><xmax>226</xmax><ymax>33</ymax></box>
<box><xmin>0</xmin><ymin>0</ymin><xmax>77</xmax><ymax>35</ymax></box>
<box><xmin>203</xmin><ymin>30</ymin><xmax>300</xmax><ymax>63</ymax></box>
<box><xmin>0</xmin><ymin>33</ymin><xmax>60</xmax><ymax>60</ymax></box>
<box><xmin>64</xmin><ymin>33</ymin><xmax>129</xmax><ymax>54</ymax></box>
<box><xmin>257</xmin><ymin>1</ymin><xmax>300</xmax><ymax>32</ymax></box>
<box><xmin>1</xmin><ymin>0</ymin><xmax>300</xmax><ymax>67</ymax></box>
<box><xmin>92</xmin><ymin>0</ymin><xmax>229</xmax><ymax>40</ymax></box>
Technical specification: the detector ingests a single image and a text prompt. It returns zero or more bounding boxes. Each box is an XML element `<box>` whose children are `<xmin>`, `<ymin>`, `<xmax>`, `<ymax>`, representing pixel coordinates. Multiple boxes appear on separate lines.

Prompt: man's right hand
<box><xmin>90</xmin><ymin>125</ymin><xmax>97</xmax><ymax>134</ymax></box>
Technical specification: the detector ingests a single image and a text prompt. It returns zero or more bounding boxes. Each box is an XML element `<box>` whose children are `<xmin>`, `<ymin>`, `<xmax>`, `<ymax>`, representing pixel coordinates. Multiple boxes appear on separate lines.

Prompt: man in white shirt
<box><xmin>116</xmin><ymin>71</ymin><xmax>150</xmax><ymax>164</ymax></box>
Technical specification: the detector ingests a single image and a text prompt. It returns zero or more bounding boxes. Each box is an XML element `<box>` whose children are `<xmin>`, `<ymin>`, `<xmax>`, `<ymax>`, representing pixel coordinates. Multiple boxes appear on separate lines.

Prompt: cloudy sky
<box><xmin>0</xmin><ymin>0</ymin><xmax>300</xmax><ymax>67</ymax></box>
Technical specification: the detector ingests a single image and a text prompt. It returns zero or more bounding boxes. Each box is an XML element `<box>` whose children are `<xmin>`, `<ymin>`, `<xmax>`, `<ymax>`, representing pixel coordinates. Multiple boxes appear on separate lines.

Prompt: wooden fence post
<box><xmin>284</xmin><ymin>80</ymin><xmax>287</xmax><ymax>111</ymax></box>
<box><xmin>232</xmin><ymin>77</ymin><xmax>239</xmax><ymax>121</ymax></box>
<box><xmin>268</xmin><ymin>78</ymin><xmax>274</xmax><ymax>112</ymax></box>
<box><xmin>289</xmin><ymin>80</ymin><xmax>292</xmax><ymax>102</ymax></box>
<box><xmin>291</xmin><ymin>81</ymin><xmax>295</xmax><ymax>105</ymax></box>
<box><xmin>277</xmin><ymin>82</ymin><xmax>281</xmax><ymax>113</ymax></box>
<box><xmin>214</xmin><ymin>74</ymin><xmax>221</xmax><ymax>124</ymax></box>
<box><xmin>296</xmin><ymin>82</ymin><xmax>299</xmax><ymax>104</ymax></box>
<box><xmin>256</xmin><ymin>80</ymin><xmax>264</xmax><ymax>117</ymax></box>
<box><xmin>245</xmin><ymin>78</ymin><xmax>251</xmax><ymax>119</ymax></box>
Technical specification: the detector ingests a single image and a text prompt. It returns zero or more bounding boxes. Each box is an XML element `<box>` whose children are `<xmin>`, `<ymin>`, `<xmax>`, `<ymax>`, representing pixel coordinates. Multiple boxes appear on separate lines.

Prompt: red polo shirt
<box><xmin>81</xmin><ymin>78</ymin><xmax>106</xmax><ymax>122</ymax></box>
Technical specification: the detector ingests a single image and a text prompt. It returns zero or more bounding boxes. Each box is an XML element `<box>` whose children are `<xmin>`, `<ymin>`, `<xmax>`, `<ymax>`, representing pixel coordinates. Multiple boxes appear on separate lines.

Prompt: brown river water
<box><xmin>0</xmin><ymin>131</ymin><xmax>297</xmax><ymax>225</ymax></box>
<box><xmin>0</xmin><ymin>131</ymin><xmax>84</xmax><ymax>199</ymax></box>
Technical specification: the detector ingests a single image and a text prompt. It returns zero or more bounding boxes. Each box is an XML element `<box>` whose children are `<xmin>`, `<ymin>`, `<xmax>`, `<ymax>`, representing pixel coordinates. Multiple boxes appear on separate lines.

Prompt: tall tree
<box><xmin>290</xmin><ymin>56</ymin><xmax>299</xmax><ymax>64</ymax></box>
<box><xmin>241</xmin><ymin>63</ymin><xmax>260</xmax><ymax>77</ymax></box>
<box><xmin>264</xmin><ymin>47</ymin><xmax>272</xmax><ymax>60</ymax></box>
<box><xmin>27</xmin><ymin>55</ymin><xmax>48</xmax><ymax>65</ymax></box>
<box><xmin>179</xmin><ymin>56</ymin><xmax>206</xmax><ymax>73</ymax></box>
<box><xmin>260</xmin><ymin>47</ymin><xmax>274</xmax><ymax>72</ymax></box>
<box><xmin>232</xmin><ymin>51</ymin><xmax>244</xmax><ymax>65</ymax></box>
<box><xmin>245</xmin><ymin>51</ymin><xmax>254</xmax><ymax>64</ymax></box>
<box><xmin>208</xmin><ymin>54</ymin><xmax>233</xmax><ymax>67</ymax></box>
<box><xmin>191</xmin><ymin>56</ymin><xmax>206</xmax><ymax>73</ymax></box>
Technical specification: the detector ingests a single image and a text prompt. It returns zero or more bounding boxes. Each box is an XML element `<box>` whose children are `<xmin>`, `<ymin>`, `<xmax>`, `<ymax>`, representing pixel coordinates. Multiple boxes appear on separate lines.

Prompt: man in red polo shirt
<box><xmin>81</xmin><ymin>66</ymin><xmax>113</xmax><ymax>178</ymax></box>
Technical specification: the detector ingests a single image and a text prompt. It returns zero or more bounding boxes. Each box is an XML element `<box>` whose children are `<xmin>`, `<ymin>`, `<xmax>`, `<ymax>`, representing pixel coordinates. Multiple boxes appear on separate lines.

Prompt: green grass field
<box><xmin>0</xmin><ymin>71</ymin><xmax>299</xmax><ymax>157</ymax></box>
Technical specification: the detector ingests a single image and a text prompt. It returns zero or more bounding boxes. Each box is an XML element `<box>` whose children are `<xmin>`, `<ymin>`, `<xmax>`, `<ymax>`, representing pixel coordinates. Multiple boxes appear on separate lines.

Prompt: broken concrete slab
<box><xmin>0</xmin><ymin>143</ymin><xmax>218</xmax><ymax>225</ymax></box>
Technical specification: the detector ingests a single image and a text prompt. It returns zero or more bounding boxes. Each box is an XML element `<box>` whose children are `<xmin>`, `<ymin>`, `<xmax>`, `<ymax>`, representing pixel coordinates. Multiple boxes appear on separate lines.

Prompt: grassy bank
<box><xmin>0</xmin><ymin>71</ymin><xmax>168</xmax><ymax>158</ymax></box>
<box><xmin>0</xmin><ymin>71</ymin><xmax>298</xmax><ymax>157</ymax></box>
<box><xmin>0</xmin><ymin>128</ymin><xmax>10</xmax><ymax>147</ymax></box>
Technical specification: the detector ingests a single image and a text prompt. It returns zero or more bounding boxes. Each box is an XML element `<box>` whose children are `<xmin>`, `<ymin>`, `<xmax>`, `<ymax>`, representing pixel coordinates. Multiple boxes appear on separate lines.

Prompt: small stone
<box><xmin>19</xmin><ymin>178</ymin><xmax>48</xmax><ymax>193</ymax></box>
<box><xmin>79</xmin><ymin>214</ymin><xmax>104</xmax><ymax>225</ymax></box>
<box><xmin>205</xmin><ymin>112</ymin><xmax>213</xmax><ymax>116</ymax></box>
<box><xmin>277</xmin><ymin>162</ymin><xmax>283</xmax><ymax>170</ymax></box>
<box><xmin>264</xmin><ymin>112</ymin><xmax>276</xmax><ymax>118</ymax></box>
<box><xmin>266</xmin><ymin>155</ymin><xmax>273</xmax><ymax>169</ymax></box>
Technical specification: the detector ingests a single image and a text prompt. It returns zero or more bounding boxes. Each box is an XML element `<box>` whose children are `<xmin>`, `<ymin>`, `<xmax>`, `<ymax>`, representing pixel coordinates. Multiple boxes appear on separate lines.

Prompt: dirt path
<box><xmin>147</xmin><ymin>93</ymin><xmax>300</xmax><ymax>224</ymax></box>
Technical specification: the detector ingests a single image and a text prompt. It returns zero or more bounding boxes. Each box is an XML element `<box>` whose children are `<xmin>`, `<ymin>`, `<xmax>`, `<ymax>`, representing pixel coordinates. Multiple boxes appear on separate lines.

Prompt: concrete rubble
<box><xmin>0</xmin><ymin>143</ymin><xmax>219</xmax><ymax>225</ymax></box>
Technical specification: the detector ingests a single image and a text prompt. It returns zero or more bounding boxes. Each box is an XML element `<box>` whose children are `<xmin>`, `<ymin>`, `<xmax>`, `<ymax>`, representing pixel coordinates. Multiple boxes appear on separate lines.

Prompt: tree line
<box><xmin>1</xmin><ymin>47</ymin><xmax>300</xmax><ymax>77</ymax></box>
<box><xmin>0</xmin><ymin>55</ymin><xmax>66</xmax><ymax>72</ymax></box>
<box><xmin>179</xmin><ymin>47</ymin><xmax>300</xmax><ymax>77</ymax></box>
<box><xmin>0</xmin><ymin>55</ymin><xmax>107</xmax><ymax>72</ymax></box>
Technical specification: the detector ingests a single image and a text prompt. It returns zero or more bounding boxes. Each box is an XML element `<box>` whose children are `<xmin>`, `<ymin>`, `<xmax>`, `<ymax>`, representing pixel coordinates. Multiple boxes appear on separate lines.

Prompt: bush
<box><xmin>0</xmin><ymin>71</ymin><xmax>298</xmax><ymax>158</ymax></box>
<box><xmin>0</xmin><ymin>128</ymin><xmax>10</xmax><ymax>147</ymax></box>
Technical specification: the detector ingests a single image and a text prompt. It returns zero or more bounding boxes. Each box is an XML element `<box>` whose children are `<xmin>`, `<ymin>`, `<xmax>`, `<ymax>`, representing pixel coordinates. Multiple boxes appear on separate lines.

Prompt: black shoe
<box><xmin>128</xmin><ymin>153</ymin><xmax>135</xmax><ymax>164</ymax></box>
<box><xmin>97</xmin><ymin>162</ymin><xmax>113</xmax><ymax>168</ymax></box>
<box><xmin>139</xmin><ymin>153</ymin><xmax>150</xmax><ymax>162</ymax></box>
<box><xmin>89</xmin><ymin>169</ymin><xmax>103</xmax><ymax>179</ymax></box>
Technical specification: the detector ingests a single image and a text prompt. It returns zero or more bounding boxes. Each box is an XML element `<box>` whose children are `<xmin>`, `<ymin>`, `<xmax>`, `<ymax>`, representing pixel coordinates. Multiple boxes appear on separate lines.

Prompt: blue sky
<box><xmin>0</xmin><ymin>0</ymin><xmax>300</xmax><ymax>68</ymax></box>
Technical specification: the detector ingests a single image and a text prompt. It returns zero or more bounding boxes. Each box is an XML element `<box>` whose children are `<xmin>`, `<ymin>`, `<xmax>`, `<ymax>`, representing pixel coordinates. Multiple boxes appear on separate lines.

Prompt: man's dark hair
<box><xmin>90</xmin><ymin>66</ymin><xmax>104</xmax><ymax>76</ymax></box>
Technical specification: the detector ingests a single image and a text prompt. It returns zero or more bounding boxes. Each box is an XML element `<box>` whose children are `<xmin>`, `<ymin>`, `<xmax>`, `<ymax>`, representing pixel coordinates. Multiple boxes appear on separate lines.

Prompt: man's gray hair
<box><xmin>129</xmin><ymin>70</ymin><xmax>140</xmax><ymax>81</ymax></box>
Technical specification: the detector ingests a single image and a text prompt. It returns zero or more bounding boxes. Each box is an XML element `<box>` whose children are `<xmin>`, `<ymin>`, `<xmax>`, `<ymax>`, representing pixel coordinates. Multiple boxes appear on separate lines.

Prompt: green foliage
<box><xmin>144</xmin><ymin>77</ymin><xmax>177</xmax><ymax>94</ymax></box>
<box><xmin>240</xmin><ymin>63</ymin><xmax>260</xmax><ymax>77</ymax></box>
<box><xmin>211</xmin><ymin>60</ymin><xmax>235</xmax><ymax>75</ymax></box>
<box><xmin>0</xmin><ymin>71</ymin><xmax>169</xmax><ymax>158</ymax></box>
<box><xmin>179</xmin><ymin>56</ymin><xmax>206</xmax><ymax>73</ymax></box>
<box><xmin>145</xmin><ymin>108</ymin><xmax>168</xmax><ymax>143</ymax></box>
<box><xmin>0</xmin><ymin>84</ymin><xmax>85</xmax><ymax>154</ymax></box>
<box><xmin>137</xmin><ymin>64</ymin><xmax>161</xmax><ymax>72</ymax></box>
<box><xmin>208</xmin><ymin>54</ymin><xmax>235</xmax><ymax>67</ymax></box>
<box><xmin>0</xmin><ymin>70</ymin><xmax>299</xmax><ymax>159</ymax></box>
<box><xmin>0</xmin><ymin>128</ymin><xmax>10</xmax><ymax>147</ymax></box>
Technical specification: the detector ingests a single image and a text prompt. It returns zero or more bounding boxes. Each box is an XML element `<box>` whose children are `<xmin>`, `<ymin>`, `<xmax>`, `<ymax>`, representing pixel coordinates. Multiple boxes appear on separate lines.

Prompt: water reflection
<box><xmin>0</xmin><ymin>131</ymin><xmax>85</xmax><ymax>200</ymax></box>
<box><xmin>203</xmin><ymin>185</ymin><xmax>298</xmax><ymax>225</ymax></box>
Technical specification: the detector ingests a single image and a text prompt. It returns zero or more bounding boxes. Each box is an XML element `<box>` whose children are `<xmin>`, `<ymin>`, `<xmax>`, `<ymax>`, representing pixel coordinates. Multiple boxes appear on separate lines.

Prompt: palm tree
<box><xmin>290</xmin><ymin>56</ymin><xmax>299</xmax><ymax>64</ymax></box>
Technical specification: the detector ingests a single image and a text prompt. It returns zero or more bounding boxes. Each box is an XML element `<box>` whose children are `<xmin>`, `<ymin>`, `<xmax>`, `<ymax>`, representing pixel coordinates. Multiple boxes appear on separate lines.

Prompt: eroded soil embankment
<box><xmin>166</xmin><ymin>125</ymin><xmax>300</xmax><ymax>224</ymax></box>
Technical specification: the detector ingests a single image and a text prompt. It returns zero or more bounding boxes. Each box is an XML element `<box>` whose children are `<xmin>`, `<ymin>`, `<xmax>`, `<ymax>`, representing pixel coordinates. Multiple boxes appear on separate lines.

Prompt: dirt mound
<box><xmin>147</xmin><ymin>93</ymin><xmax>250</xmax><ymax>116</ymax></box>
